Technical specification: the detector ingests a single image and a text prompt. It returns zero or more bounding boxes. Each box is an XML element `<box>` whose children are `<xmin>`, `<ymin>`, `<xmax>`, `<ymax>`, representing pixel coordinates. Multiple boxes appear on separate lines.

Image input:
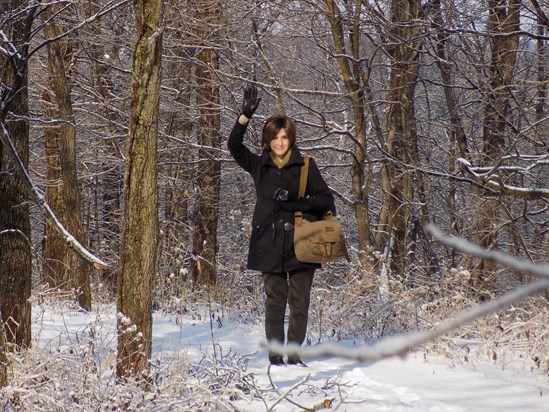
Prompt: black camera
<box><xmin>273</xmin><ymin>188</ymin><xmax>289</xmax><ymax>201</ymax></box>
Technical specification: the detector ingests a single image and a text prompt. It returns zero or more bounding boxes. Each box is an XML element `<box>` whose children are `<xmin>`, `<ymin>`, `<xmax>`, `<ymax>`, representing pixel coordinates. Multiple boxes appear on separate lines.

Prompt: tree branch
<box><xmin>427</xmin><ymin>225</ymin><xmax>549</xmax><ymax>279</ymax></box>
<box><xmin>458</xmin><ymin>158</ymin><xmax>549</xmax><ymax>199</ymax></box>
<box><xmin>263</xmin><ymin>226</ymin><xmax>549</xmax><ymax>362</ymax></box>
<box><xmin>0</xmin><ymin>123</ymin><xmax>109</xmax><ymax>270</ymax></box>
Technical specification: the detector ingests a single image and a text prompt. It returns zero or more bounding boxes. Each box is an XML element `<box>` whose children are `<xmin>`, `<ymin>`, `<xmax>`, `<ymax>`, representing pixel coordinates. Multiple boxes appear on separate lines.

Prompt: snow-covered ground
<box><xmin>23</xmin><ymin>302</ymin><xmax>548</xmax><ymax>412</ymax></box>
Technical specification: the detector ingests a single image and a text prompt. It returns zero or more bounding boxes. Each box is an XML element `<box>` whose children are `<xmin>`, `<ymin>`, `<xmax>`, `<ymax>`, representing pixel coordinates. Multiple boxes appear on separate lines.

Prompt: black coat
<box><xmin>228</xmin><ymin>120</ymin><xmax>335</xmax><ymax>273</ymax></box>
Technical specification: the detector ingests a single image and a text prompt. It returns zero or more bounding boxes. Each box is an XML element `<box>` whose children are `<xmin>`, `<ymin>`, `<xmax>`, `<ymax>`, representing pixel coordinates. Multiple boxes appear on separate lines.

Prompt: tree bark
<box><xmin>472</xmin><ymin>0</ymin><xmax>520</xmax><ymax>289</ymax></box>
<box><xmin>42</xmin><ymin>4</ymin><xmax>91</xmax><ymax>310</ymax></box>
<box><xmin>161</xmin><ymin>35</ymin><xmax>193</xmax><ymax>297</ymax></box>
<box><xmin>376</xmin><ymin>0</ymin><xmax>422</xmax><ymax>276</ymax></box>
<box><xmin>535</xmin><ymin>14</ymin><xmax>547</xmax><ymax>152</ymax></box>
<box><xmin>87</xmin><ymin>0</ymin><xmax>123</xmax><ymax>278</ymax></box>
<box><xmin>429</xmin><ymin>0</ymin><xmax>470</xmax><ymax>265</ymax></box>
<box><xmin>116</xmin><ymin>0</ymin><xmax>163</xmax><ymax>378</ymax></box>
<box><xmin>0</xmin><ymin>323</ymin><xmax>6</xmax><ymax>387</ymax></box>
<box><xmin>0</xmin><ymin>0</ymin><xmax>33</xmax><ymax>350</ymax></box>
<box><xmin>323</xmin><ymin>0</ymin><xmax>375</xmax><ymax>270</ymax></box>
<box><xmin>189</xmin><ymin>0</ymin><xmax>222</xmax><ymax>290</ymax></box>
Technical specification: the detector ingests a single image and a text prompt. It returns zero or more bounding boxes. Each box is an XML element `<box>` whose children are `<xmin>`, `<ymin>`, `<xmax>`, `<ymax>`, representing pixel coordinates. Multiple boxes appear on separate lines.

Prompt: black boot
<box><xmin>287</xmin><ymin>357</ymin><xmax>307</xmax><ymax>367</ymax></box>
<box><xmin>269</xmin><ymin>355</ymin><xmax>285</xmax><ymax>366</ymax></box>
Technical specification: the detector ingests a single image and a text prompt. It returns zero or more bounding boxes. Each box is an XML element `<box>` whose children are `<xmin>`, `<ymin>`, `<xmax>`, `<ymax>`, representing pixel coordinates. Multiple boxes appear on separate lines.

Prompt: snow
<box><xmin>21</xmin><ymin>302</ymin><xmax>548</xmax><ymax>412</ymax></box>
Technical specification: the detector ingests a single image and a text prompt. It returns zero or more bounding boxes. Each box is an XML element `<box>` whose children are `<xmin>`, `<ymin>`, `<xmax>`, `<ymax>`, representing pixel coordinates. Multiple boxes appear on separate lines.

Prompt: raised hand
<box><xmin>241</xmin><ymin>84</ymin><xmax>261</xmax><ymax>118</ymax></box>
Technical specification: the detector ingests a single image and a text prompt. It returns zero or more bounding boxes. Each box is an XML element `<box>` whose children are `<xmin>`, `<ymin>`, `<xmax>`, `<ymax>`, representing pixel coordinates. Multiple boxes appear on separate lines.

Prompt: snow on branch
<box><xmin>264</xmin><ymin>226</ymin><xmax>549</xmax><ymax>362</ymax></box>
<box><xmin>457</xmin><ymin>158</ymin><xmax>549</xmax><ymax>199</ymax></box>
<box><xmin>0</xmin><ymin>123</ymin><xmax>109</xmax><ymax>270</ymax></box>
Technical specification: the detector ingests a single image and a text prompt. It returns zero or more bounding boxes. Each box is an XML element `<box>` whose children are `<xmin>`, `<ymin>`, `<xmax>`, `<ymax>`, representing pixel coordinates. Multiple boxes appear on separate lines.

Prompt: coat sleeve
<box><xmin>227</xmin><ymin>120</ymin><xmax>260</xmax><ymax>175</ymax></box>
<box><xmin>300</xmin><ymin>158</ymin><xmax>335</xmax><ymax>215</ymax></box>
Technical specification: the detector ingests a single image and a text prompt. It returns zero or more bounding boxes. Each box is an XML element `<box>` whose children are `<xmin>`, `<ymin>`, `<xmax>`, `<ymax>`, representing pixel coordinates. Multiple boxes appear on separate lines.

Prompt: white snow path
<box><xmin>31</xmin><ymin>304</ymin><xmax>549</xmax><ymax>411</ymax></box>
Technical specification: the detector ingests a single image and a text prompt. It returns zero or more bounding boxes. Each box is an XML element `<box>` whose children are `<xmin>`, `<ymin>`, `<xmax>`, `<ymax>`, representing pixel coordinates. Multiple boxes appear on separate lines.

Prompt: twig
<box><xmin>305</xmin><ymin>398</ymin><xmax>336</xmax><ymax>411</ymax></box>
<box><xmin>266</xmin><ymin>367</ymin><xmax>311</xmax><ymax>411</ymax></box>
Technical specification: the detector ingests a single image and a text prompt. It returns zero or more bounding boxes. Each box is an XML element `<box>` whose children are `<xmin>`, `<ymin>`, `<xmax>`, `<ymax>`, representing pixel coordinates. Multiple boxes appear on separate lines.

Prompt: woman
<box><xmin>228</xmin><ymin>84</ymin><xmax>335</xmax><ymax>366</ymax></box>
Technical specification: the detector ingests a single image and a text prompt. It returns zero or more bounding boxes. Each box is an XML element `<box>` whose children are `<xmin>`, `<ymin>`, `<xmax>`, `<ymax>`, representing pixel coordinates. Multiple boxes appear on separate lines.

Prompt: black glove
<box><xmin>241</xmin><ymin>84</ymin><xmax>261</xmax><ymax>118</ymax></box>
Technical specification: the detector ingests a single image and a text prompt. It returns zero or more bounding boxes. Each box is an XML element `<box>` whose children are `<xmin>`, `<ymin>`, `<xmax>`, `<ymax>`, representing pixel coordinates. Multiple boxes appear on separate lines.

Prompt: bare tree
<box><xmin>116</xmin><ymin>0</ymin><xmax>163</xmax><ymax>377</ymax></box>
<box><xmin>79</xmin><ymin>0</ymin><xmax>129</xmax><ymax>288</ymax></box>
<box><xmin>429</xmin><ymin>0</ymin><xmax>470</xmax><ymax>250</ymax></box>
<box><xmin>321</xmin><ymin>0</ymin><xmax>377</xmax><ymax>270</ymax></box>
<box><xmin>42</xmin><ymin>2</ymin><xmax>91</xmax><ymax>310</ymax></box>
<box><xmin>471</xmin><ymin>0</ymin><xmax>520</xmax><ymax>289</ymax></box>
<box><xmin>0</xmin><ymin>1</ymin><xmax>35</xmax><ymax>350</ymax></box>
<box><xmin>0</xmin><ymin>322</ymin><xmax>6</xmax><ymax>387</ymax></box>
<box><xmin>376</xmin><ymin>0</ymin><xmax>424</xmax><ymax>276</ymax></box>
<box><xmin>188</xmin><ymin>0</ymin><xmax>222</xmax><ymax>291</ymax></box>
<box><xmin>157</xmin><ymin>3</ymin><xmax>194</xmax><ymax>300</ymax></box>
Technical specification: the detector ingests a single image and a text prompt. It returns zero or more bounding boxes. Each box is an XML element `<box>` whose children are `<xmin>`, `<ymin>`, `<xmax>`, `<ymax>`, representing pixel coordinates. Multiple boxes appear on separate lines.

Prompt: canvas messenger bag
<box><xmin>293</xmin><ymin>157</ymin><xmax>350</xmax><ymax>264</ymax></box>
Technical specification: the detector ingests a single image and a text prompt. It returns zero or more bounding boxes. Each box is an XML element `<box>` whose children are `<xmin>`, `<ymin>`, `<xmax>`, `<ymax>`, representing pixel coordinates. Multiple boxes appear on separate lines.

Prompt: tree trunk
<box><xmin>116</xmin><ymin>0</ymin><xmax>163</xmax><ymax>378</ymax></box>
<box><xmin>163</xmin><ymin>60</ymin><xmax>192</xmax><ymax>292</ymax></box>
<box><xmin>472</xmin><ymin>0</ymin><xmax>520</xmax><ymax>289</ymax></box>
<box><xmin>535</xmin><ymin>15</ymin><xmax>547</xmax><ymax>153</ymax></box>
<box><xmin>323</xmin><ymin>0</ymin><xmax>375</xmax><ymax>270</ymax></box>
<box><xmin>376</xmin><ymin>0</ymin><xmax>422</xmax><ymax>276</ymax></box>
<box><xmin>86</xmin><ymin>0</ymin><xmax>124</xmax><ymax>289</ymax></box>
<box><xmin>189</xmin><ymin>0</ymin><xmax>222</xmax><ymax>290</ymax></box>
<box><xmin>0</xmin><ymin>323</ymin><xmax>6</xmax><ymax>387</ymax></box>
<box><xmin>0</xmin><ymin>0</ymin><xmax>33</xmax><ymax>350</ymax></box>
<box><xmin>42</xmin><ymin>4</ymin><xmax>91</xmax><ymax>310</ymax></box>
<box><xmin>430</xmin><ymin>0</ymin><xmax>470</xmax><ymax>266</ymax></box>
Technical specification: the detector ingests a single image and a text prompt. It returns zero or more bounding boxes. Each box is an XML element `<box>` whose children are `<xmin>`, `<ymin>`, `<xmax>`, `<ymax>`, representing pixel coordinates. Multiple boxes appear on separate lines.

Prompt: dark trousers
<box><xmin>263</xmin><ymin>268</ymin><xmax>315</xmax><ymax>358</ymax></box>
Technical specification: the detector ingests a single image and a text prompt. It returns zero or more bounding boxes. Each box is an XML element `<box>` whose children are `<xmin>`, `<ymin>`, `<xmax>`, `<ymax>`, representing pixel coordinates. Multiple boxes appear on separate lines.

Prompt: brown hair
<box><xmin>262</xmin><ymin>115</ymin><xmax>296</xmax><ymax>149</ymax></box>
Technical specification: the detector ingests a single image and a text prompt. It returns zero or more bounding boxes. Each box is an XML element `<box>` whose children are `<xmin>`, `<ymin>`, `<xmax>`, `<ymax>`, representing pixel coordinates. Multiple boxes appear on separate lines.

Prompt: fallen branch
<box><xmin>0</xmin><ymin>123</ymin><xmax>109</xmax><ymax>270</ymax></box>
<box><xmin>263</xmin><ymin>227</ymin><xmax>549</xmax><ymax>362</ymax></box>
<box><xmin>306</xmin><ymin>398</ymin><xmax>335</xmax><ymax>411</ymax></box>
<box><xmin>266</xmin><ymin>369</ymin><xmax>311</xmax><ymax>412</ymax></box>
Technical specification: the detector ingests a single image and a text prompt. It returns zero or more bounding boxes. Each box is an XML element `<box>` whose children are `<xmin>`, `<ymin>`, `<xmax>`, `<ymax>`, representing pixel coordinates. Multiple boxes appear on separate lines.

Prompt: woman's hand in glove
<box><xmin>241</xmin><ymin>84</ymin><xmax>261</xmax><ymax>119</ymax></box>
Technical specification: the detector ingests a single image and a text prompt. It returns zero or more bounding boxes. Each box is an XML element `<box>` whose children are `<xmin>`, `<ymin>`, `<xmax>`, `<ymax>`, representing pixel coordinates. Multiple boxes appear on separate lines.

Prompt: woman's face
<box><xmin>270</xmin><ymin>129</ymin><xmax>291</xmax><ymax>160</ymax></box>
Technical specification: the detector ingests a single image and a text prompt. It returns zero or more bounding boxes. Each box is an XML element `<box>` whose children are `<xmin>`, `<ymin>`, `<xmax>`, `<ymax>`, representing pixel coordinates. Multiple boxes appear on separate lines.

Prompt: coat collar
<box><xmin>261</xmin><ymin>145</ymin><xmax>304</xmax><ymax>168</ymax></box>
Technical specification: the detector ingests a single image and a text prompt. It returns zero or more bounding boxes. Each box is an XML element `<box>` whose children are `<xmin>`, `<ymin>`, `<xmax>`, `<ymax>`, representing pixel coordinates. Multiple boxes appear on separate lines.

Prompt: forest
<box><xmin>1</xmin><ymin>0</ymin><xmax>548</xmax><ymax>408</ymax></box>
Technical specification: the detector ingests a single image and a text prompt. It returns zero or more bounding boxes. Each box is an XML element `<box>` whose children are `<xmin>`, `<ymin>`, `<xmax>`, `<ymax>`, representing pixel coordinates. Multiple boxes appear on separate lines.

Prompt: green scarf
<box><xmin>270</xmin><ymin>149</ymin><xmax>293</xmax><ymax>169</ymax></box>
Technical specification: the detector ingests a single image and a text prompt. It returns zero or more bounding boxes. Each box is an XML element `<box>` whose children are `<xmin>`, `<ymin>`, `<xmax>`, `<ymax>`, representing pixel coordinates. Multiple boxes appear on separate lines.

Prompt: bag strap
<box><xmin>296</xmin><ymin>157</ymin><xmax>334</xmax><ymax>220</ymax></box>
<box><xmin>298</xmin><ymin>156</ymin><xmax>309</xmax><ymax>200</ymax></box>
<box><xmin>294</xmin><ymin>157</ymin><xmax>309</xmax><ymax>222</ymax></box>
